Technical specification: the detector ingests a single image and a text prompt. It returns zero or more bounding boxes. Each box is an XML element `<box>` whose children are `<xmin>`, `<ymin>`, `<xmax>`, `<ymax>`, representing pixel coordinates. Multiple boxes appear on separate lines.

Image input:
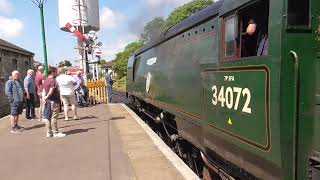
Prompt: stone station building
<box><xmin>0</xmin><ymin>39</ymin><xmax>34</xmax><ymax>118</ymax></box>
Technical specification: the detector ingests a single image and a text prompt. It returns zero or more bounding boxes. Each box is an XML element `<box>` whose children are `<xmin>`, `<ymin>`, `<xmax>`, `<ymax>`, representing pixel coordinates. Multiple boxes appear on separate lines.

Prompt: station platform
<box><xmin>0</xmin><ymin>104</ymin><xmax>198</xmax><ymax>180</ymax></box>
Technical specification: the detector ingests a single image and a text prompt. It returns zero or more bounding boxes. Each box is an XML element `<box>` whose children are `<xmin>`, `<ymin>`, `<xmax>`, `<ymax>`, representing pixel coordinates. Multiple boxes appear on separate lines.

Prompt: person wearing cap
<box><xmin>244</xmin><ymin>19</ymin><xmax>269</xmax><ymax>56</ymax></box>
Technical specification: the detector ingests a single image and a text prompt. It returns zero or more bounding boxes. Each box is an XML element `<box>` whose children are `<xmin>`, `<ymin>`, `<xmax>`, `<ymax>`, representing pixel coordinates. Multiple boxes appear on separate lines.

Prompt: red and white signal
<box><xmin>65</xmin><ymin>22</ymin><xmax>86</xmax><ymax>41</ymax></box>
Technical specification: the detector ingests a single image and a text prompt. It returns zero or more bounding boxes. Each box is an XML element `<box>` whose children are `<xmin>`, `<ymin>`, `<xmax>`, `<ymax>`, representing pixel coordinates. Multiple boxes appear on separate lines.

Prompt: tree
<box><xmin>64</xmin><ymin>60</ymin><xmax>72</xmax><ymax>67</ymax></box>
<box><xmin>113</xmin><ymin>41</ymin><xmax>144</xmax><ymax>78</ymax></box>
<box><xmin>140</xmin><ymin>17</ymin><xmax>165</xmax><ymax>44</ymax></box>
<box><xmin>58</xmin><ymin>60</ymin><xmax>72</xmax><ymax>67</ymax></box>
<box><xmin>161</xmin><ymin>0</ymin><xmax>213</xmax><ymax>32</ymax></box>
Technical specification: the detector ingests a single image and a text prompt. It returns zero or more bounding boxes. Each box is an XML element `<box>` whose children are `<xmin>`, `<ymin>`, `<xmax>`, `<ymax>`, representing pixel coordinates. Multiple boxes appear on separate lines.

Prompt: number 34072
<box><xmin>211</xmin><ymin>85</ymin><xmax>252</xmax><ymax>114</ymax></box>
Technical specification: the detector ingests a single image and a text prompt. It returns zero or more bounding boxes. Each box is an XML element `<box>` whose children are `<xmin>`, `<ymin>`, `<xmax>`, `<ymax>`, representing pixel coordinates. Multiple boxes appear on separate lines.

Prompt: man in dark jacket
<box><xmin>5</xmin><ymin>70</ymin><xmax>25</xmax><ymax>133</ymax></box>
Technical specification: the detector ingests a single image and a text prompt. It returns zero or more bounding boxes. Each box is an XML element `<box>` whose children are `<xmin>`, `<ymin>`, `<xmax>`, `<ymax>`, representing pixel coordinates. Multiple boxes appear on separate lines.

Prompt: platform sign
<box><xmin>202</xmin><ymin>66</ymin><xmax>270</xmax><ymax>151</ymax></box>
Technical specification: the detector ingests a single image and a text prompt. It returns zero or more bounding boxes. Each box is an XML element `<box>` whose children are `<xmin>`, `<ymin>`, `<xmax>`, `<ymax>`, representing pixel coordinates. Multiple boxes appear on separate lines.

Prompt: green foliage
<box><xmin>113</xmin><ymin>76</ymin><xmax>126</xmax><ymax>92</ymax></box>
<box><xmin>113</xmin><ymin>41</ymin><xmax>144</xmax><ymax>78</ymax></box>
<box><xmin>58</xmin><ymin>60</ymin><xmax>72</xmax><ymax>67</ymax></box>
<box><xmin>98</xmin><ymin>60</ymin><xmax>107</xmax><ymax>65</ymax></box>
<box><xmin>140</xmin><ymin>17</ymin><xmax>165</xmax><ymax>43</ymax></box>
<box><xmin>161</xmin><ymin>0</ymin><xmax>213</xmax><ymax>32</ymax></box>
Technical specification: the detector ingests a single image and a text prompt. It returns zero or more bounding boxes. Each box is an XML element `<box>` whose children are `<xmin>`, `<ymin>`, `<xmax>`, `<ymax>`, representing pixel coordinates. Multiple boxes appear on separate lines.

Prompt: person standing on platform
<box><xmin>5</xmin><ymin>71</ymin><xmax>25</xmax><ymax>133</ymax></box>
<box><xmin>24</xmin><ymin>69</ymin><xmax>37</xmax><ymax>120</ymax></box>
<box><xmin>35</xmin><ymin>66</ymin><xmax>45</xmax><ymax>122</ymax></box>
<box><xmin>56</xmin><ymin>68</ymin><xmax>79</xmax><ymax>121</ymax></box>
<box><xmin>42</xmin><ymin>67</ymin><xmax>66</xmax><ymax>138</ymax></box>
<box><xmin>106</xmin><ymin>70</ymin><xmax>114</xmax><ymax>103</ymax></box>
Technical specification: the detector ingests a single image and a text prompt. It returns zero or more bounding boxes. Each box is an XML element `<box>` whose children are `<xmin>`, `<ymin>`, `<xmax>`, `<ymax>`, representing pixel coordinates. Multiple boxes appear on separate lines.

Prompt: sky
<box><xmin>0</xmin><ymin>0</ymin><xmax>193</xmax><ymax>66</ymax></box>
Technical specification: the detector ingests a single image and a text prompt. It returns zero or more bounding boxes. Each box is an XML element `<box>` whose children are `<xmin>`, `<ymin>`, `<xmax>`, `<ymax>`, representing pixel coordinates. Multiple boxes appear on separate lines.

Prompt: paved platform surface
<box><xmin>0</xmin><ymin>104</ymin><xmax>196</xmax><ymax>180</ymax></box>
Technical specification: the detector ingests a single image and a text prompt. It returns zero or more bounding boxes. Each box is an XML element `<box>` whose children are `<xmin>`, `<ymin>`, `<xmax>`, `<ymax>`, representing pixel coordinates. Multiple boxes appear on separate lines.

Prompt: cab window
<box><xmin>221</xmin><ymin>0</ymin><xmax>269</xmax><ymax>61</ymax></box>
<box><xmin>287</xmin><ymin>0</ymin><xmax>310</xmax><ymax>28</ymax></box>
<box><xmin>224</xmin><ymin>16</ymin><xmax>237</xmax><ymax>57</ymax></box>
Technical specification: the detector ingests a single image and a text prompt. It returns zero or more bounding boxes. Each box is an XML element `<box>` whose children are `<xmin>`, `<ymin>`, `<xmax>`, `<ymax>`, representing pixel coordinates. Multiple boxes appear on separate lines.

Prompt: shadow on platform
<box><xmin>65</xmin><ymin>128</ymin><xmax>96</xmax><ymax>135</ymax></box>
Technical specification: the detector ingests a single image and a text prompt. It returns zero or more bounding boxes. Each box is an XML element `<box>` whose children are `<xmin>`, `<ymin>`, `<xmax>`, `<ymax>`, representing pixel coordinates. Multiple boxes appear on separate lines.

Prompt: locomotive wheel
<box><xmin>202</xmin><ymin>166</ymin><xmax>222</xmax><ymax>180</ymax></box>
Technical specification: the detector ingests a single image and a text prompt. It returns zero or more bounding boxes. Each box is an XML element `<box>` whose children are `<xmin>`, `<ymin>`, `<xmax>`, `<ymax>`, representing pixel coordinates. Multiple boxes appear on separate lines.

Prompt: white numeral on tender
<box><xmin>218</xmin><ymin>86</ymin><xmax>225</xmax><ymax>107</ymax></box>
<box><xmin>225</xmin><ymin>87</ymin><xmax>233</xmax><ymax>109</ymax></box>
<box><xmin>212</xmin><ymin>85</ymin><xmax>218</xmax><ymax>105</ymax></box>
<box><xmin>233</xmin><ymin>87</ymin><xmax>242</xmax><ymax>110</ymax></box>
<box><xmin>242</xmin><ymin>88</ymin><xmax>252</xmax><ymax>114</ymax></box>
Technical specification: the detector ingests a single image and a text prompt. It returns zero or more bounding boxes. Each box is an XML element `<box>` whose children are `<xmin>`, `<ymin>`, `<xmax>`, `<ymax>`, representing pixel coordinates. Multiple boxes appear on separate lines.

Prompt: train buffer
<box><xmin>0</xmin><ymin>104</ymin><xmax>198</xmax><ymax>180</ymax></box>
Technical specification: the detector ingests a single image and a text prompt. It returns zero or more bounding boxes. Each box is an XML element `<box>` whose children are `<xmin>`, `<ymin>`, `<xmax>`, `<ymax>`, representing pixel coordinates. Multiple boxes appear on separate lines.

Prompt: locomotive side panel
<box><xmin>201</xmin><ymin>0</ymin><xmax>286</xmax><ymax>179</ymax></box>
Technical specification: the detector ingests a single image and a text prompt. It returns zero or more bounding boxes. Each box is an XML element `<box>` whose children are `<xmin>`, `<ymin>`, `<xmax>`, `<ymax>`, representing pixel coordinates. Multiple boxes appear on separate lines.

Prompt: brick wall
<box><xmin>0</xmin><ymin>49</ymin><xmax>34</xmax><ymax>118</ymax></box>
<box><xmin>0</xmin><ymin>79</ymin><xmax>10</xmax><ymax>117</ymax></box>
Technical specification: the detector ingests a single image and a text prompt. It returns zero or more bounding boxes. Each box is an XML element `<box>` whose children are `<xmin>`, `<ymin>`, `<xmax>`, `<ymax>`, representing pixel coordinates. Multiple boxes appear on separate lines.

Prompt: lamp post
<box><xmin>30</xmin><ymin>0</ymin><xmax>49</xmax><ymax>77</ymax></box>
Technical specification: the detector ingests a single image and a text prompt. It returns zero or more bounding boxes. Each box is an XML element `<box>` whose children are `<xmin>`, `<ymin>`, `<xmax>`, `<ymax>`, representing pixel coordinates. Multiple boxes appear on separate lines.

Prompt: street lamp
<box><xmin>29</xmin><ymin>0</ymin><xmax>49</xmax><ymax>77</ymax></box>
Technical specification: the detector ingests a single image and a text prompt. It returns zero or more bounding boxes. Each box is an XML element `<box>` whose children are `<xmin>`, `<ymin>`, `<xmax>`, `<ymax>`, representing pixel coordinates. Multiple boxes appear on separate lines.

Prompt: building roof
<box><xmin>0</xmin><ymin>39</ymin><xmax>34</xmax><ymax>56</ymax></box>
<box><xmin>100</xmin><ymin>61</ymin><xmax>113</xmax><ymax>68</ymax></box>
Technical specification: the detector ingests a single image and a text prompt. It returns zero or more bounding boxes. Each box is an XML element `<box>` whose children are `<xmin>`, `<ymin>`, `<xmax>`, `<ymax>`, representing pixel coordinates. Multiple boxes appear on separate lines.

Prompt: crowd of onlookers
<box><xmin>4</xmin><ymin>66</ymin><xmax>91</xmax><ymax>137</ymax></box>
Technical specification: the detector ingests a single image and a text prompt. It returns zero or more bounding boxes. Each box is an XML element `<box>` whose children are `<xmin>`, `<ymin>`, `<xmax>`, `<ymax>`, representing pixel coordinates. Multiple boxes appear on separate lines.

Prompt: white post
<box><xmin>92</xmin><ymin>64</ymin><xmax>96</xmax><ymax>80</ymax></box>
<box><xmin>96</xmin><ymin>63</ymin><xmax>99</xmax><ymax>79</ymax></box>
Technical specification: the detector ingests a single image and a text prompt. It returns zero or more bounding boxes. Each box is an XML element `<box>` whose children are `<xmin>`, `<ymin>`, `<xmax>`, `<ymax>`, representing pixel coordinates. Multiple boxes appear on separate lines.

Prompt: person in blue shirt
<box><xmin>106</xmin><ymin>70</ymin><xmax>114</xmax><ymax>103</ymax></box>
<box><xmin>5</xmin><ymin>70</ymin><xmax>25</xmax><ymax>133</ymax></box>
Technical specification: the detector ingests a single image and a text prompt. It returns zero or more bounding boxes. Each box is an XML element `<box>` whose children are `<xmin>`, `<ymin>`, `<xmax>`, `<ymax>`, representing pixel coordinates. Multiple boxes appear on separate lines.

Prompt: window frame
<box><xmin>221</xmin><ymin>14</ymin><xmax>239</xmax><ymax>61</ymax></box>
<box><xmin>286</xmin><ymin>0</ymin><xmax>312</xmax><ymax>30</ymax></box>
<box><xmin>12</xmin><ymin>59</ymin><xmax>18</xmax><ymax>70</ymax></box>
<box><xmin>133</xmin><ymin>56</ymin><xmax>141</xmax><ymax>82</ymax></box>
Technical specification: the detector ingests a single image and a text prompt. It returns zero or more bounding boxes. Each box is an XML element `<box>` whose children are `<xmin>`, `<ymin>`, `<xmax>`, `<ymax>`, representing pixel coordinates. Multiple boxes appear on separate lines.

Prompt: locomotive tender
<box><xmin>126</xmin><ymin>0</ymin><xmax>320</xmax><ymax>179</ymax></box>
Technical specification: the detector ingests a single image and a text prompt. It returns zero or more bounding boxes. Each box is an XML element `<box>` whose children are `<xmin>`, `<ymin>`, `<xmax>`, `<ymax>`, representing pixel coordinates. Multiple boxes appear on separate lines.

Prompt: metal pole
<box><xmin>39</xmin><ymin>3</ymin><xmax>49</xmax><ymax>77</ymax></box>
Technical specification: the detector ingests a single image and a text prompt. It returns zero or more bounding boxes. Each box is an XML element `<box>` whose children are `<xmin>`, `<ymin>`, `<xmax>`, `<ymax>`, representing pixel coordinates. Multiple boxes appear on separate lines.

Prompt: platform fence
<box><xmin>85</xmin><ymin>79</ymin><xmax>108</xmax><ymax>104</ymax></box>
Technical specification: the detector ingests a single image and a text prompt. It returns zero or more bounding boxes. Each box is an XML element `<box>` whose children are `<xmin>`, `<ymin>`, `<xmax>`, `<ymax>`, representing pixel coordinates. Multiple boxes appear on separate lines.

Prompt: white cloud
<box><xmin>100</xmin><ymin>6</ymin><xmax>126</xmax><ymax>30</ymax></box>
<box><xmin>0</xmin><ymin>0</ymin><xmax>13</xmax><ymax>15</ymax></box>
<box><xmin>0</xmin><ymin>16</ymin><xmax>24</xmax><ymax>38</ymax></box>
<box><xmin>128</xmin><ymin>0</ymin><xmax>193</xmax><ymax>35</ymax></box>
<box><xmin>101</xmin><ymin>34</ymin><xmax>139</xmax><ymax>60</ymax></box>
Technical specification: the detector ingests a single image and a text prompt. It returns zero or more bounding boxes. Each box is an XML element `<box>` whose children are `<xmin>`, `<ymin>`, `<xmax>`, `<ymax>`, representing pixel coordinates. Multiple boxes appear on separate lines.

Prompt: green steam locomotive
<box><xmin>126</xmin><ymin>0</ymin><xmax>320</xmax><ymax>179</ymax></box>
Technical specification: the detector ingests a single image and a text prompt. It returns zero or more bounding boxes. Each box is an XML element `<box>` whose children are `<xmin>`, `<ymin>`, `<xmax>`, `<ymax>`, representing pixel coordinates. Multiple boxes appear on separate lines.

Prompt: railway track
<box><xmin>111</xmin><ymin>90</ymin><xmax>129</xmax><ymax>104</ymax></box>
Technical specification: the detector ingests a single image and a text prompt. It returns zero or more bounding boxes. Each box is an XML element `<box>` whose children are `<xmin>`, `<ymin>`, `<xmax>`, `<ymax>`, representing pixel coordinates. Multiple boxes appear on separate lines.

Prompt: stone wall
<box><xmin>0</xmin><ymin>49</ymin><xmax>34</xmax><ymax>118</ymax></box>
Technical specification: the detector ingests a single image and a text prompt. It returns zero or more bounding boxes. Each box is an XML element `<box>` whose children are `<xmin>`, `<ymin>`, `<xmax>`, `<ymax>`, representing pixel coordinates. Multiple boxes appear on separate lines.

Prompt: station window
<box><xmin>25</xmin><ymin>61</ymin><xmax>29</xmax><ymax>68</ymax></box>
<box><xmin>287</xmin><ymin>0</ymin><xmax>310</xmax><ymax>28</ymax></box>
<box><xmin>12</xmin><ymin>59</ymin><xmax>17</xmax><ymax>70</ymax></box>
<box><xmin>221</xmin><ymin>0</ymin><xmax>269</xmax><ymax>61</ymax></box>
